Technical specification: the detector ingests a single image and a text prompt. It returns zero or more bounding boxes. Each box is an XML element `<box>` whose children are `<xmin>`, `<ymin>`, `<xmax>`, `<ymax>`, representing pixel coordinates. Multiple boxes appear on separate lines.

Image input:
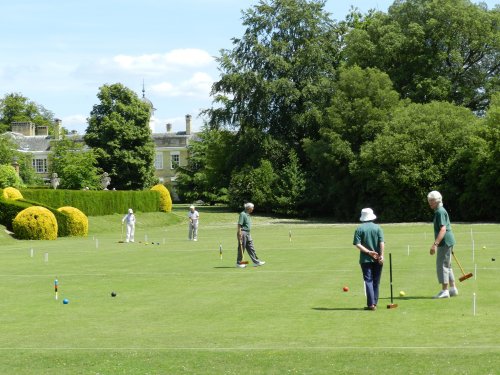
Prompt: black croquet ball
<box><xmin>111</xmin><ymin>291</ymin><xmax>117</xmax><ymax>297</ymax></box>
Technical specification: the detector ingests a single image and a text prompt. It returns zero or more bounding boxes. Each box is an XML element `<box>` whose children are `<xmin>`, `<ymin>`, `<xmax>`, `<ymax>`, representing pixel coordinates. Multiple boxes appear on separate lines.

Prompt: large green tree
<box><xmin>0</xmin><ymin>93</ymin><xmax>55</xmax><ymax>133</ymax></box>
<box><xmin>303</xmin><ymin>66</ymin><xmax>400</xmax><ymax>218</ymax></box>
<box><xmin>352</xmin><ymin>101</ymin><xmax>478</xmax><ymax>221</ymax></box>
<box><xmin>175</xmin><ymin>127</ymin><xmax>235</xmax><ymax>204</ymax></box>
<box><xmin>447</xmin><ymin>92</ymin><xmax>500</xmax><ymax>220</ymax></box>
<box><xmin>343</xmin><ymin>0</ymin><xmax>500</xmax><ymax>112</ymax></box>
<box><xmin>49</xmin><ymin>137</ymin><xmax>101</xmax><ymax>190</ymax></box>
<box><xmin>0</xmin><ymin>135</ymin><xmax>42</xmax><ymax>186</ymax></box>
<box><xmin>203</xmin><ymin>0</ymin><xmax>340</xmax><ymax>152</ymax></box>
<box><xmin>84</xmin><ymin>83</ymin><xmax>157</xmax><ymax>190</ymax></box>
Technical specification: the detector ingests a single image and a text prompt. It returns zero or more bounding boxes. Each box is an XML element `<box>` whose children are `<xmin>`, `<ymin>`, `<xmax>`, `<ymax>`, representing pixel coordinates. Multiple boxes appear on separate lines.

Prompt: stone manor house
<box><xmin>4</xmin><ymin>114</ymin><xmax>196</xmax><ymax>187</ymax></box>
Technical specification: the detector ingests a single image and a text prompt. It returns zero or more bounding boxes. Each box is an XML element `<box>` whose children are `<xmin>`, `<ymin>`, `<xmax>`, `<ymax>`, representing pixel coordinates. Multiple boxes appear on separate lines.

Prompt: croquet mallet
<box><xmin>387</xmin><ymin>253</ymin><xmax>398</xmax><ymax>309</ymax></box>
<box><xmin>452</xmin><ymin>251</ymin><xmax>473</xmax><ymax>282</ymax></box>
<box><xmin>238</xmin><ymin>237</ymin><xmax>249</xmax><ymax>265</ymax></box>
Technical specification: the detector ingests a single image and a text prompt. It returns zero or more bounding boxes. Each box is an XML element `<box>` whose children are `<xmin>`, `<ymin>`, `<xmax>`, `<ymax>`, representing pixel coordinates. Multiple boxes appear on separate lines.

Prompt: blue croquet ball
<box><xmin>63</xmin><ymin>299</ymin><xmax>69</xmax><ymax>304</ymax></box>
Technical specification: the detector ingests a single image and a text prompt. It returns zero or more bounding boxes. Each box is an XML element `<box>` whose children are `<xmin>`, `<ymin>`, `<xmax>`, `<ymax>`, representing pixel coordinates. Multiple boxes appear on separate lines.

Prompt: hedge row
<box><xmin>19</xmin><ymin>189</ymin><xmax>161</xmax><ymax>216</ymax></box>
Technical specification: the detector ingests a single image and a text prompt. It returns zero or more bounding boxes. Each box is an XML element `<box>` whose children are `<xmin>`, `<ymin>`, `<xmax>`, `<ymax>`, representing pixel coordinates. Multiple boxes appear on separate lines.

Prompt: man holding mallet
<box><xmin>236</xmin><ymin>203</ymin><xmax>265</xmax><ymax>268</ymax></box>
<box><xmin>427</xmin><ymin>191</ymin><xmax>458</xmax><ymax>298</ymax></box>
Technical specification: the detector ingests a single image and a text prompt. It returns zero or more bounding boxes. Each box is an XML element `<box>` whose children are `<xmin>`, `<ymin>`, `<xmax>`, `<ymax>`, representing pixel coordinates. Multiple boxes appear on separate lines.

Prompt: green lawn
<box><xmin>0</xmin><ymin>206</ymin><xmax>498</xmax><ymax>374</ymax></box>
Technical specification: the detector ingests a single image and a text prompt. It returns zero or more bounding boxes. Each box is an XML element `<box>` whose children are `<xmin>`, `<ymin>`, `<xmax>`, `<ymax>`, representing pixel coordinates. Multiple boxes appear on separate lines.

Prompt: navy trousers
<box><xmin>361</xmin><ymin>262</ymin><xmax>383</xmax><ymax>307</ymax></box>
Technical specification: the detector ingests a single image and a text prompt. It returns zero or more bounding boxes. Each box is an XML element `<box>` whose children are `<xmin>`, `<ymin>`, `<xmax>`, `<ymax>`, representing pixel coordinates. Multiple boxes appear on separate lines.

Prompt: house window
<box><xmin>171</xmin><ymin>152</ymin><xmax>180</xmax><ymax>169</ymax></box>
<box><xmin>154</xmin><ymin>153</ymin><xmax>163</xmax><ymax>170</ymax></box>
<box><xmin>32</xmin><ymin>158</ymin><xmax>48</xmax><ymax>173</ymax></box>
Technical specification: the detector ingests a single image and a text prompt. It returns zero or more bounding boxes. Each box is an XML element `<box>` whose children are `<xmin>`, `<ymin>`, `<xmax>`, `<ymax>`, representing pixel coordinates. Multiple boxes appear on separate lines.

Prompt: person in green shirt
<box><xmin>236</xmin><ymin>203</ymin><xmax>265</xmax><ymax>268</ymax></box>
<box><xmin>427</xmin><ymin>191</ymin><xmax>458</xmax><ymax>299</ymax></box>
<box><xmin>353</xmin><ymin>208</ymin><xmax>385</xmax><ymax>311</ymax></box>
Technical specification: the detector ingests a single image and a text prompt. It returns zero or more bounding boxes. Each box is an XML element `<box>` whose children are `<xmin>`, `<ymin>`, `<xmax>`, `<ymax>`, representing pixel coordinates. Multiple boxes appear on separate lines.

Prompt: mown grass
<box><xmin>0</xmin><ymin>205</ymin><xmax>498</xmax><ymax>374</ymax></box>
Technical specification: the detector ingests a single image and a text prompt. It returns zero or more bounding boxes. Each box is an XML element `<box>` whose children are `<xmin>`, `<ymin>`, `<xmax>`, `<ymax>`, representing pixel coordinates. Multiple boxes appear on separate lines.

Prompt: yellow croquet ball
<box><xmin>399</xmin><ymin>291</ymin><xmax>406</xmax><ymax>297</ymax></box>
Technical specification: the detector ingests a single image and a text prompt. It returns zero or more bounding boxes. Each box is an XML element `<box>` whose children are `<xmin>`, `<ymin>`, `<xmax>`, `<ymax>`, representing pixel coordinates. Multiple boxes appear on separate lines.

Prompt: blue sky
<box><xmin>1</xmin><ymin>0</ymin><xmax>497</xmax><ymax>134</ymax></box>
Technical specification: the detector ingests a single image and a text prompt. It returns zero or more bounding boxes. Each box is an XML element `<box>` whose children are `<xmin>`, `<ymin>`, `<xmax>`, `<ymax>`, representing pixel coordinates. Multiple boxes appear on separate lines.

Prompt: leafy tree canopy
<box><xmin>343</xmin><ymin>0</ymin><xmax>500</xmax><ymax>112</ymax></box>
<box><xmin>49</xmin><ymin>137</ymin><xmax>101</xmax><ymax>190</ymax></box>
<box><xmin>0</xmin><ymin>93</ymin><xmax>55</xmax><ymax>133</ymax></box>
<box><xmin>204</xmin><ymin>0</ymin><xmax>341</xmax><ymax>148</ymax></box>
<box><xmin>84</xmin><ymin>83</ymin><xmax>157</xmax><ymax>190</ymax></box>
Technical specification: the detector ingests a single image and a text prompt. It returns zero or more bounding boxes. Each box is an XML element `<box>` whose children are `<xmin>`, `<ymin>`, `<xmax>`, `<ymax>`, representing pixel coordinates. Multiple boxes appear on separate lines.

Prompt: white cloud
<box><xmin>150</xmin><ymin>72</ymin><xmax>213</xmax><ymax>98</ymax></box>
<box><xmin>61</xmin><ymin>114</ymin><xmax>87</xmax><ymax>133</ymax></box>
<box><xmin>109</xmin><ymin>48</ymin><xmax>214</xmax><ymax>75</ymax></box>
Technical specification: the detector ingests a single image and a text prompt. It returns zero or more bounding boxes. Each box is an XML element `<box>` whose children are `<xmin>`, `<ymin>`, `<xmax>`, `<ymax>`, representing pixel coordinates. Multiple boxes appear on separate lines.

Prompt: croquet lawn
<box><xmin>0</xmin><ymin>205</ymin><xmax>498</xmax><ymax>374</ymax></box>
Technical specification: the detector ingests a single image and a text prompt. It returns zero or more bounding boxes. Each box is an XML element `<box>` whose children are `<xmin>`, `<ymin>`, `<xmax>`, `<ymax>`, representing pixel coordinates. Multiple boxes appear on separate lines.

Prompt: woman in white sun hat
<box><xmin>427</xmin><ymin>191</ymin><xmax>458</xmax><ymax>299</ymax></box>
<box><xmin>353</xmin><ymin>208</ymin><xmax>385</xmax><ymax>311</ymax></box>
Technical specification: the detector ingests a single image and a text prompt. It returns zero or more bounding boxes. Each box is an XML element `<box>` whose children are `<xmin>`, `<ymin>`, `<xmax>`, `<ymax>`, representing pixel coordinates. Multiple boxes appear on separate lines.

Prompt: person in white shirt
<box><xmin>122</xmin><ymin>208</ymin><xmax>136</xmax><ymax>243</ymax></box>
<box><xmin>188</xmin><ymin>205</ymin><xmax>200</xmax><ymax>241</ymax></box>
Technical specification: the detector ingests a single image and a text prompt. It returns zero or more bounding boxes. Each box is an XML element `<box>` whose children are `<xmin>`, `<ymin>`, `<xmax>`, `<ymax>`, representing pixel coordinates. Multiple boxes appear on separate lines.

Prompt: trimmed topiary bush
<box><xmin>57</xmin><ymin>206</ymin><xmax>88</xmax><ymax>237</ymax></box>
<box><xmin>13</xmin><ymin>206</ymin><xmax>58</xmax><ymax>240</ymax></box>
<box><xmin>2</xmin><ymin>186</ymin><xmax>23</xmax><ymax>200</ymax></box>
<box><xmin>151</xmin><ymin>184</ymin><xmax>172</xmax><ymax>212</ymax></box>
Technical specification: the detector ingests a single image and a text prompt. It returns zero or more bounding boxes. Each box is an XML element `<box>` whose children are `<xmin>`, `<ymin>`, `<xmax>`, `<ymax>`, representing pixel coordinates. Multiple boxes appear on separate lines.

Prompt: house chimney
<box><xmin>185</xmin><ymin>114</ymin><xmax>191</xmax><ymax>135</ymax></box>
<box><xmin>54</xmin><ymin>118</ymin><xmax>61</xmax><ymax>140</ymax></box>
<box><xmin>166</xmin><ymin>123</ymin><xmax>172</xmax><ymax>133</ymax></box>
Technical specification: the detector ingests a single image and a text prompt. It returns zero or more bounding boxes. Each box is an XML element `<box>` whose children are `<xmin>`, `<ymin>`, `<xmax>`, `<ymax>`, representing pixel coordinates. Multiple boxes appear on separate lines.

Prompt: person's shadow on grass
<box><xmin>312</xmin><ymin>307</ymin><xmax>366</xmax><ymax>311</ymax></box>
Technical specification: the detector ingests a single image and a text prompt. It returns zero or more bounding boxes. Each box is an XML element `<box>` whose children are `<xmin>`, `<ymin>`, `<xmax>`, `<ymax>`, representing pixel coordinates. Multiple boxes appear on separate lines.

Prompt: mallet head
<box><xmin>386</xmin><ymin>303</ymin><xmax>398</xmax><ymax>309</ymax></box>
<box><xmin>459</xmin><ymin>273</ymin><xmax>473</xmax><ymax>282</ymax></box>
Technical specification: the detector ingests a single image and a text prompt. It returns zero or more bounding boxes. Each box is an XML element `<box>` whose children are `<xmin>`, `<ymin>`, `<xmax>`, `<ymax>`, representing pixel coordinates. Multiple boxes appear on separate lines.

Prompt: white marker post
<box><xmin>145</xmin><ymin>234</ymin><xmax>148</xmax><ymax>243</ymax></box>
<box><xmin>473</xmin><ymin>293</ymin><xmax>476</xmax><ymax>316</ymax></box>
<box><xmin>96</xmin><ymin>238</ymin><xmax>99</xmax><ymax>249</ymax></box>
<box><xmin>407</xmin><ymin>245</ymin><xmax>410</xmax><ymax>256</ymax></box>
<box><xmin>30</xmin><ymin>248</ymin><xmax>34</xmax><ymax>257</ymax></box>
<box><xmin>474</xmin><ymin>264</ymin><xmax>477</xmax><ymax>280</ymax></box>
<box><xmin>44</xmin><ymin>252</ymin><xmax>48</xmax><ymax>263</ymax></box>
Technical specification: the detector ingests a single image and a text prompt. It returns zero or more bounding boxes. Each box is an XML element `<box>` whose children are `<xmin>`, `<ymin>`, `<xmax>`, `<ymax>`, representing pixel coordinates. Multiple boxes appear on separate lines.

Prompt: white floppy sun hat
<box><xmin>360</xmin><ymin>208</ymin><xmax>377</xmax><ymax>222</ymax></box>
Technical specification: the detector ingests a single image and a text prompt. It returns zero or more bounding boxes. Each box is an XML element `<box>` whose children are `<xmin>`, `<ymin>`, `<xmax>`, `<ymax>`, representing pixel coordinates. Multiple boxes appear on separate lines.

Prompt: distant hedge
<box><xmin>20</xmin><ymin>189</ymin><xmax>161</xmax><ymax>216</ymax></box>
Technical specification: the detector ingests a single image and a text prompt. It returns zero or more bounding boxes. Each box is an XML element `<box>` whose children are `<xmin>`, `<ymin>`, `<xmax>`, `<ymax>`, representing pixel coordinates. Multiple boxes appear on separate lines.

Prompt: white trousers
<box><xmin>126</xmin><ymin>223</ymin><xmax>135</xmax><ymax>242</ymax></box>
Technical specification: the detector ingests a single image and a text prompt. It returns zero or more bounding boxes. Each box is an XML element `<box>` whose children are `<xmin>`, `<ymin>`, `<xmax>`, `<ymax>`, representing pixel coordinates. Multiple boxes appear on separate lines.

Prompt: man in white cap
<box><xmin>353</xmin><ymin>208</ymin><xmax>384</xmax><ymax>310</ymax></box>
<box><xmin>122</xmin><ymin>208</ymin><xmax>136</xmax><ymax>243</ymax></box>
<box><xmin>188</xmin><ymin>205</ymin><xmax>200</xmax><ymax>241</ymax></box>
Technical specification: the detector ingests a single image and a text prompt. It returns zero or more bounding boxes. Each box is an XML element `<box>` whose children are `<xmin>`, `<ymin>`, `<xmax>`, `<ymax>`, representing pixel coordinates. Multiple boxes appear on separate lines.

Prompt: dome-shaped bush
<box><xmin>151</xmin><ymin>184</ymin><xmax>172</xmax><ymax>212</ymax></box>
<box><xmin>2</xmin><ymin>186</ymin><xmax>23</xmax><ymax>200</ymax></box>
<box><xmin>57</xmin><ymin>206</ymin><xmax>88</xmax><ymax>237</ymax></box>
<box><xmin>13</xmin><ymin>206</ymin><xmax>58</xmax><ymax>240</ymax></box>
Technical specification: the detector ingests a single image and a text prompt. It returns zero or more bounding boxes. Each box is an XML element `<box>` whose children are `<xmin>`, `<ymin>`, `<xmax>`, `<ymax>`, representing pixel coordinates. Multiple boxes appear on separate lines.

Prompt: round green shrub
<box><xmin>13</xmin><ymin>206</ymin><xmax>58</xmax><ymax>240</ymax></box>
<box><xmin>2</xmin><ymin>186</ymin><xmax>23</xmax><ymax>200</ymax></box>
<box><xmin>151</xmin><ymin>184</ymin><xmax>172</xmax><ymax>212</ymax></box>
<box><xmin>57</xmin><ymin>206</ymin><xmax>88</xmax><ymax>237</ymax></box>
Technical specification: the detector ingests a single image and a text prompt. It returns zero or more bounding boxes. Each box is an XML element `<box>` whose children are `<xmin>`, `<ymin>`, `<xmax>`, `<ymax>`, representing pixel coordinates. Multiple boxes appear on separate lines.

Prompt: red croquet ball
<box><xmin>343</xmin><ymin>286</ymin><xmax>349</xmax><ymax>292</ymax></box>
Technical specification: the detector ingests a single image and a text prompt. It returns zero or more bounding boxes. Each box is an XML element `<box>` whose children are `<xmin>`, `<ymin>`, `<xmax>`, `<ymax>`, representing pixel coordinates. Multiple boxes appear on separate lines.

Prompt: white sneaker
<box><xmin>236</xmin><ymin>263</ymin><xmax>246</xmax><ymax>268</ymax></box>
<box><xmin>433</xmin><ymin>289</ymin><xmax>450</xmax><ymax>299</ymax></box>
<box><xmin>449</xmin><ymin>287</ymin><xmax>459</xmax><ymax>297</ymax></box>
<box><xmin>253</xmin><ymin>260</ymin><xmax>266</xmax><ymax>267</ymax></box>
